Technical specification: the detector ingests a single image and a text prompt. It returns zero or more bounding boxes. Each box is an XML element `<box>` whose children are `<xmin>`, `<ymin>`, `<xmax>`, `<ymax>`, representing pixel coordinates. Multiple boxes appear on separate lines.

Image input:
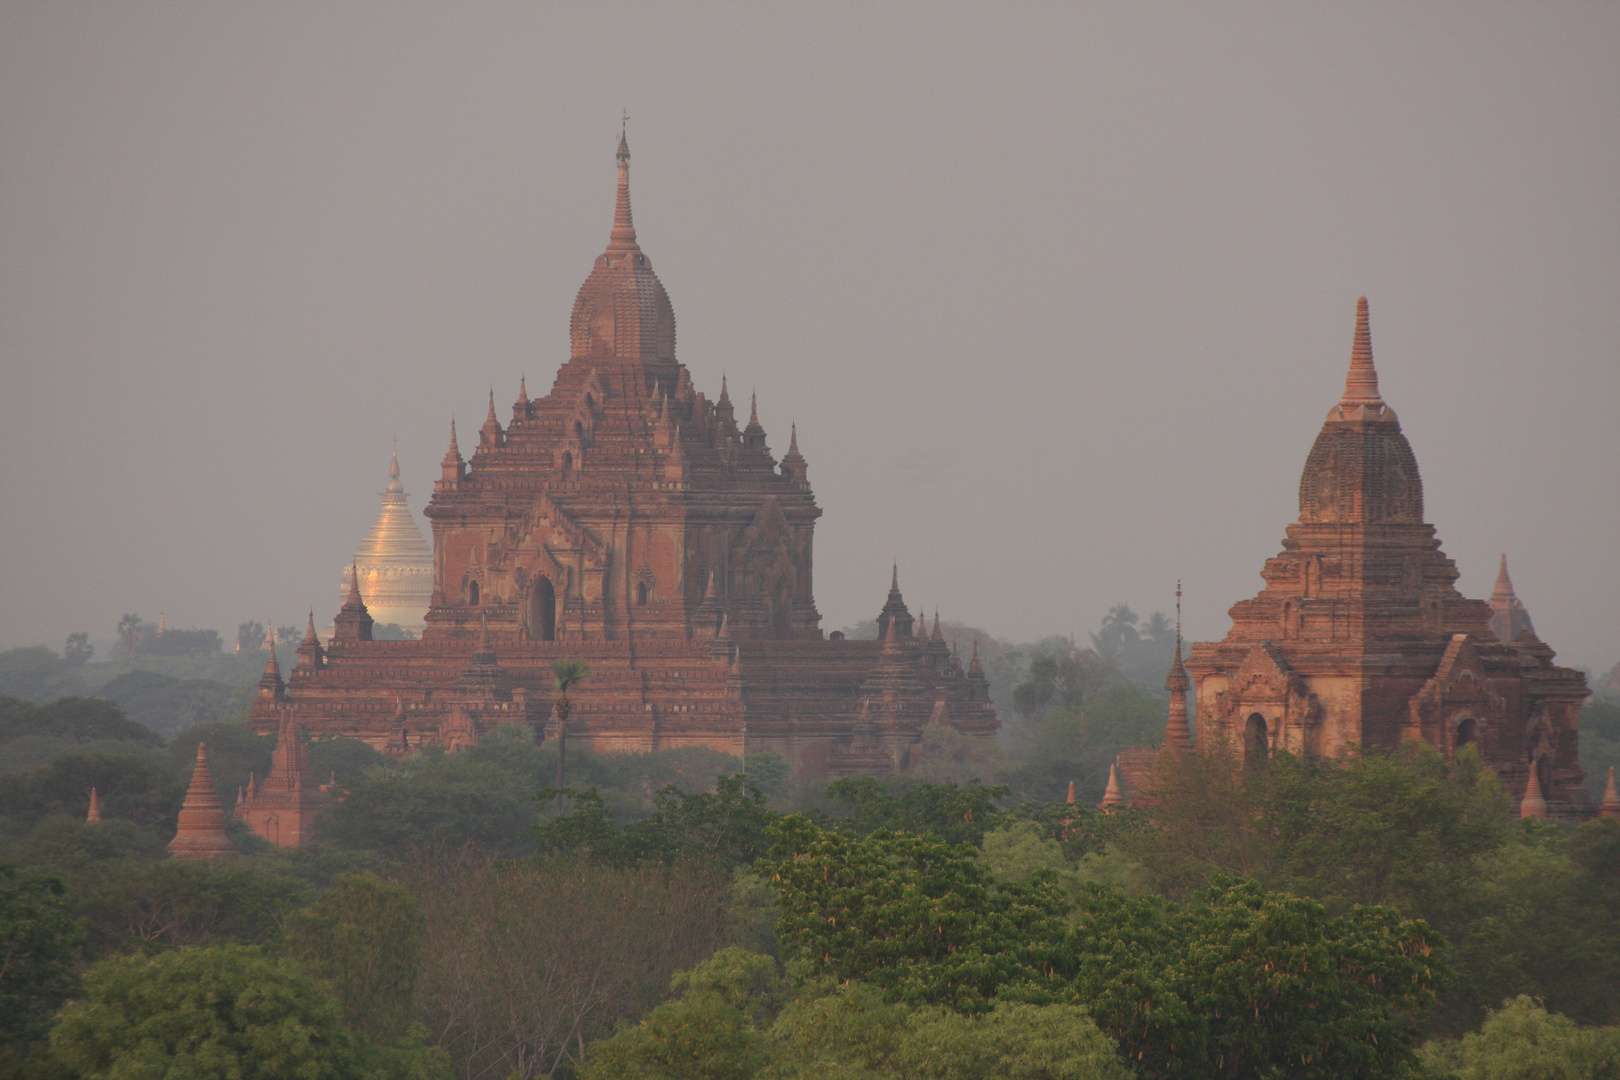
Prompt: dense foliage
<box><xmin>2</xmin><ymin>643</ymin><xmax>1619</xmax><ymax>1079</ymax></box>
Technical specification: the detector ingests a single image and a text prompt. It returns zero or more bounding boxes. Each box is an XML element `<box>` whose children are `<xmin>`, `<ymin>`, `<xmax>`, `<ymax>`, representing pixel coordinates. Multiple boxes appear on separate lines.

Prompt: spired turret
<box><xmin>246</xmin><ymin>133</ymin><xmax>999</xmax><ymax>809</ymax></box>
<box><xmin>169</xmin><ymin>744</ymin><xmax>241</xmax><ymax>859</ymax></box>
<box><xmin>337</xmin><ymin>451</ymin><xmax>433</xmax><ymax>636</ymax></box>
<box><xmin>1183</xmin><ymin>297</ymin><xmax>1593</xmax><ymax>819</ymax></box>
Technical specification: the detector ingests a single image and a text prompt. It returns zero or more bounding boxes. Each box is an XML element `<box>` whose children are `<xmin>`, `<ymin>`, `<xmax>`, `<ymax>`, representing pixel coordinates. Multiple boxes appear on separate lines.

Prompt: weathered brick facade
<box><xmin>248</xmin><ymin>135</ymin><xmax>996</xmax><ymax>792</ymax></box>
<box><xmin>1163</xmin><ymin>298</ymin><xmax>1593</xmax><ymax>818</ymax></box>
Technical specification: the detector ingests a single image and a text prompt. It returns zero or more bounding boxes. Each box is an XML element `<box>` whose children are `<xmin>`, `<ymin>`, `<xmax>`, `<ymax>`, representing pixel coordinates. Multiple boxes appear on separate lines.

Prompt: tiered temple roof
<box><xmin>248</xmin><ymin>134</ymin><xmax>997</xmax><ymax>798</ymax></box>
<box><xmin>1117</xmin><ymin>298</ymin><xmax>1591</xmax><ymax>818</ymax></box>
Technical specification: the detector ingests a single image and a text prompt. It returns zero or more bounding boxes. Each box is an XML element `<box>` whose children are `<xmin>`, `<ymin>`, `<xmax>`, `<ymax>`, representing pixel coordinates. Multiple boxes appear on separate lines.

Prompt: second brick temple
<box><xmin>248</xmin><ymin>133</ymin><xmax>997</xmax><ymax>790</ymax></box>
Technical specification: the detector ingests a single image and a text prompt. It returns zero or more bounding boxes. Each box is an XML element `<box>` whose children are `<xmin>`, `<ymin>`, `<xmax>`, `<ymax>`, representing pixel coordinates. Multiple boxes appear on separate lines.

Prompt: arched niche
<box><xmin>527</xmin><ymin>577</ymin><xmax>557</xmax><ymax>642</ymax></box>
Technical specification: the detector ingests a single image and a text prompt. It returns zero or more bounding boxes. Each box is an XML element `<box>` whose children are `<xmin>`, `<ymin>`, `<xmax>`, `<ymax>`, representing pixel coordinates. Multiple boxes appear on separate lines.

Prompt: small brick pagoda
<box><xmin>1116</xmin><ymin>298</ymin><xmax>1592</xmax><ymax>818</ymax></box>
<box><xmin>249</xmin><ymin>134</ymin><xmax>996</xmax><ymax>784</ymax></box>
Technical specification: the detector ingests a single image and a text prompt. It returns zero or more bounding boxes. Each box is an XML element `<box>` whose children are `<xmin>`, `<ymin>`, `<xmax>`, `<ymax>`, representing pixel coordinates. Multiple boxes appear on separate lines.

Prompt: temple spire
<box><xmin>1165</xmin><ymin>582</ymin><xmax>1192</xmax><ymax>751</ymax></box>
<box><xmin>1100</xmin><ymin>762</ymin><xmax>1126</xmax><ymax>811</ymax></box>
<box><xmin>608</xmin><ymin>130</ymin><xmax>639</xmax><ymax>252</ymax></box>
<box><xmin>168</xmin><ymin>744</ymin><xmax>241</xmax><ymax>859</ymax></box>
<box><xmin>441</xmin><ymin>418</ymin><xmax>465</xmax><ymax>484</ymax></box>
<box><xmin>87</xmin><ymin>787</ymin><xmax>101</xmax><ymax>823</ymax></box>
<box><xmin>481</xmin><ymin>389</ymin><xmax>503</xmax><ymax>447</ymax></box>
<box><xmin>518</xmin><ymin>375</ymin><xmax>529</xmax><ymax>408</ymax></box>
<box><xmin>1492</xmin><ymin>554</ymin><xmax>1515</xmax><ymax>602</ymax></box>
<box><xmin>1329</xmin><ymin>296</ymin><xmax>1397</xmax><ymax>422</ymax></box>
<box><xmin>1600</xmin><ymin>767</ymin><xmax>1620</xmax><ymax>820</ymax></box>
<box><xmin>1519</xmin><ymin>765</ymin><xmax>1549</xmax><ymax>820</ymax></box>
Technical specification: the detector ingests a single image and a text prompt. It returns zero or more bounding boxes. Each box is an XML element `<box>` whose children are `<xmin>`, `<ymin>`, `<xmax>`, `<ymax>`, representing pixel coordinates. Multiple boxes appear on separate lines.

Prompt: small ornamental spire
<box><xmin>517</xmin><ymin>375</ymin><xmax>529</xmax><ymax>407</ymax></box>
<box><xmin>781</xmin><ymin>421</ymin><xmax>807</xmax><ymax>481</ymax></box>
<box><xmin>608</xmin><ymin>129</ymin><xmax>639</xmax><ymax>253</ymax></box>
<box><xmin>441</xmin><ymin>418</ymin><xmax>465</xmax><ymax>484</ymax></box>
<box><xmin>969</xmin><ymin>638</ymin><xmax>984</xmax><ymax>676</ymax></box>
<box><xmin>1519</xmin><ymin>764</ymin><xmax>1549</xmax><ymax>820</ymax></box>
<box><xmin>1492</xmin><ymin>554</ymin><xmax>1515</xmax><ymax>602</ymax></box>
<box><xmin>388</xmin><ymin>448</ymin><xmax>402</xmax><ymax>484</ymax></box>
<box><xmin>1165</xmin><ymin>582</ymin><xmax>1192</xmax><ymax>751</ymax></box>
<box><xmin>87</xmin><ymin>787</ymin><xmax>101</xmax><ymax>823</ymax></box>
<box><xmin>748</xmin><ymin>393</ymin><xmax>760</xmax><ymax>428</ymax></box>
<box><xmin>481</xmin><ymin>389</ymin><xmax>504</xmax><ymax>447</ymax></box>
<box><xmin>1066</xmin><ymin>780</ymin><xmax>1076</xmax><ymax>805</ymax></box>
<box><xmin>1330</xmin><ymin>296</ymin><xmax>1397</xmax><ymax>422</ymax></box>
<box><xmin>302</xmin><ymin>610</ymin><xmax>319</xmax><ymax>646</ymax></box>
<box><xmin>932</xmin><ymin>610</ymin><xmax>943</xmax><ymax>642</ymax></box>
<box><xmin>259</xmin><ymin>621</ymin><xmax>285</xmax><ymax>702</ymax></box>
<box><xmin>883</xmin><ymin>609</ymin><xmax>901</xmax><ymax>650</ymax></box>
<box><xmin>1600</xmin><ymin>767</ymin><xmax>1620</xmax><ymax>820</ymax></box>
<box><xmin>333</xmin><ymin>564</ymin><xmax>375</xmax><ymax>642</ymax></box>
<box><xmin>1100</xmin><ymin>762</ymin><xmax>1126</xmax><ymax>811</ymax></box>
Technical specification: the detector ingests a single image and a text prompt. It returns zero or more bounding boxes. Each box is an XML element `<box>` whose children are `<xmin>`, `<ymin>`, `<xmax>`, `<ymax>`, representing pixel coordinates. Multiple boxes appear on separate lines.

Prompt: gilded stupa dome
<box><xmin>338</xmin><ymin>451</ymin><xmax>433</xmax><ymax>634</ymax></box>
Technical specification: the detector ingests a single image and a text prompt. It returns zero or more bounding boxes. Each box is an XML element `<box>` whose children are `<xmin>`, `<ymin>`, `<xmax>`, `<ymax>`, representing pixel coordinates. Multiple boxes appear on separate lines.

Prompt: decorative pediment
<box><xmin>1233</xmin><ymin>641</ymin><xmax>1294</xmax><ymax>702</ymax></box>
<box><xmin>1408</xmin><ymin>633</ymin><xmax>1507</xmax><ymax>730</ymax></box>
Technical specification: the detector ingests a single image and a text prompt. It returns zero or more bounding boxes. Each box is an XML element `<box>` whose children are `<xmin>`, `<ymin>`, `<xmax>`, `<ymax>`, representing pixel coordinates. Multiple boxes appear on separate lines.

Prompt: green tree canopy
<box><xmin>50</xmin><ymin>944</ymin><xmax>361</xmax><ymax>1080</ymax></box>
<box><xmin>1419</xmin><ymin>995</ymin><xmax>1620</xmax><ymax>1080</ymax></box>
<box><xmin>284</xmin><ymin>873</ymin><xmax>426</xmax><ymax>1041</ymax></box>
<box><xmin>0</xmin><ymin>865</ymin><xmax>84</xmax><ymax>1047</ymax></box>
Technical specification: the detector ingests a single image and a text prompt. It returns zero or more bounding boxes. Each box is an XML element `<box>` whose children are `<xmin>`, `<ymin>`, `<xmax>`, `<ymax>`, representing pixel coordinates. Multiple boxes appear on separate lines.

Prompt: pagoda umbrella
<box><xmin>550</xmin><ymin>659</ymin><xmax>590</xmax><ymax>812</ymax></box>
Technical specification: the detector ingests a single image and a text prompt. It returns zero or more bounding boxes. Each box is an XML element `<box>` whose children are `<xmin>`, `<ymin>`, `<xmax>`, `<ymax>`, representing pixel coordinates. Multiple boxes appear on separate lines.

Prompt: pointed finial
<box><xmin>1330</xmin><ymin>296</ymin><xmax>1395</xmax><ymax>421</ymax></box>
<box><xmin>518</xmin><ymin>374</ymin><xmax>529</xmax><ymax>407</ymax></box>
<box><xmin>346</xmin><ymin>563</ymin><xmax>364</xmax><ymax>606</ymax></box>
<box><xmin>302</xmin><ymin>609</ymin><xmax>319</xmax><ymax>645</ymax></box>
<box><xmin>87</xmin><ymin>786</ymin><xmax>101</xmax><ymax>823</ymax></box>
<box><xmin>932</xmin><ymin>610</ymin><xmax>943</xmax><ymax>642</ymax></box>
<box><xmin>1493</xmin><ymin>554</ymin><xmax>1515</xmax><ymax>600</ymax></box>
<box><xmin>389</xmin><ymin>449</ymin><xmax>401</xmax><ymax>480</ymax></box>
<box><xmin>749</xmin><ymin>392</ymin><xmax>759</xmax><ymax>427</ymax></box>
<box><xmin>1519</xmin><ymin>763</ymin><xmax>1549</xmax><ymax>820</ymax></box>
<box><xmin>788</xmin><ymin>421</ymin><xmax>799</xmax><ymax>455</ymax></box>
<box><xmin>1600</xmin><ymin>767</ymin><xmax>1620</xmax><ymax>819</ymax></box>
<box><xmin>719</xmin><ymin>373</ymin><xmax>730</xmax><ymax>403</ymax></box>
<box><xmin>890</xmin><ymin>561</ymin><xmax>900</xmax><ymax>594</ymax></box>
<box><xmin>609</xmin><ymin>123</ymin><xmax>638</xmax><ymax>252</ymax></box>
<box><xmin>1066</xmin><ymin>780</ymin><xmax>1076</xmax><ymax>805</ymax></box>
<box><xmin>1100</xmin><ymin>763</ymin><xmax>1125</xmax><ymax>810</ymax></box>
<box><xmin>481</xmin><ymin>390</ymin><xmax>503</xmax><ymax>446</ymax></box>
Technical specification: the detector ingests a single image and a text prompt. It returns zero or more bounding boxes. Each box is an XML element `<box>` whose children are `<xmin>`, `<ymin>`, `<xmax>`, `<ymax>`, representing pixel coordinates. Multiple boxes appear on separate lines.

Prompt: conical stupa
<box><xmin>169</xmin><ymin>744</ymin><xmax>241</xmax><ymax>859</ymax></box>
<box><xmin>338</xmin><ymin>450</ymin><xmax>433</xmax><ymax>635</ymax></box>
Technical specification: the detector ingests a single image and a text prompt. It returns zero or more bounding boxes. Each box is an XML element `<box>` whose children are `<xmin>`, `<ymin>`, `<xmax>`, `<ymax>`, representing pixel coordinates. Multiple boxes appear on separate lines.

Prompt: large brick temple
<box><xmin>248</xmin><ymin>134</ymin><xmax>996</xmax><ymax>791</ymax></box>
<box><xmin>1117</xmin><ymin>298</ymin><xmax>1592</xmax><ymax>819</ymax></box>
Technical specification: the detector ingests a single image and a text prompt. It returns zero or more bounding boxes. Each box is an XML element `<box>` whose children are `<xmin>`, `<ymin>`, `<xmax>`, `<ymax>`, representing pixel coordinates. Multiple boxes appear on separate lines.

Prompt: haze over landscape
<box><xmin>2</xmin><ymin>3</ymin><xmax>1616</xmax><ymax>668</ymax></box>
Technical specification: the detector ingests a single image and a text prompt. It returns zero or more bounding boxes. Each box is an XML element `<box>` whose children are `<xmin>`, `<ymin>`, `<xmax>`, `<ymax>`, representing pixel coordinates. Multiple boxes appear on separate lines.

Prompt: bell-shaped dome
<box><xmin>341</xmin><ymin>451</ymin><xmax>434</xmax><ymax>633</ymax></box>
<box><xmin>1297</xmin><ymin>298</ymin><xmax>1424</xmax><ymax>525</ymax></box>
<box><xmin>569</xmin><ymin>133</ymin><xmax>676</xmax><ymax>362</ymax></box>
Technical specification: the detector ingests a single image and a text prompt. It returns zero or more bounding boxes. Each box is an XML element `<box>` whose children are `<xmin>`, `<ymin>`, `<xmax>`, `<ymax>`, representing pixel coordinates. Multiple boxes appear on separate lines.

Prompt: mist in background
<box><xmin>2</xmin><ymin>3</ymin><xmax>1616</xmax><ymax>669</ymax></box>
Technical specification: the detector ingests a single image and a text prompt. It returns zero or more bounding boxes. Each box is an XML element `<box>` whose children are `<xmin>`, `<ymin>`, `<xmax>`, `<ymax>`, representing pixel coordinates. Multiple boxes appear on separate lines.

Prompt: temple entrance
<box><xmin>1456</xmin><ymin>717</ymin><xmax>1478</xmax><ymax>751</ymax></box>
<box><xmin>1244</xmin><ymin>713</ymin><xmax>1269</xmax><ymax>767</ymax></box>
<box><xmin>528</xmin><ymin>577</ymin><xmax>556</xmax><ymax>641</ymax></box>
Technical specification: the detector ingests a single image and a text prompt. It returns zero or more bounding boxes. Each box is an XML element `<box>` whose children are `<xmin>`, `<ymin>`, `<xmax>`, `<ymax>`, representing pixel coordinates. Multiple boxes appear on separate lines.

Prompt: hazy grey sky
<box><xmin>2</xmin><ymin>3</ymin><xmax>1616</xmax><ymax>670</ymax></box>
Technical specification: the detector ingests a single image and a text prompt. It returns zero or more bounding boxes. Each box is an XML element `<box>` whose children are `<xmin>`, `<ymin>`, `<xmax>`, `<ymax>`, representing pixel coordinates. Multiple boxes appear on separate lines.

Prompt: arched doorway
<box><xmin>1244</xmin><ymin>713</ymin><xmax>1268</xmax><ymax>767</ymax></box>
<box><xmin>528</xmin><ymin>577</ymin><xmax>556</xmax><ymax>642</ymax></box>
<box><xmin>1455</xmin><ymin>717</ymin><xmax>1478</xmax><ymax>751</ymax></box>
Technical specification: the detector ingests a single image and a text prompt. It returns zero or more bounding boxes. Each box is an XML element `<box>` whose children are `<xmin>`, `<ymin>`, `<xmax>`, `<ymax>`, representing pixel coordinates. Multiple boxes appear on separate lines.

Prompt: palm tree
<box><xmin>550</xmin><ymin>658</ymin><xmax>590</xmax><ymax>812</ymax></box>
<box><xmin>1141</xmin><ymin>611</ymin><xmax>1173</xmax><ymax>645</ymax></box>
<box><xmin>1091</xmin><ymin>604</ymin><xmax>1141</xmax><ymax>658</ymax></box>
